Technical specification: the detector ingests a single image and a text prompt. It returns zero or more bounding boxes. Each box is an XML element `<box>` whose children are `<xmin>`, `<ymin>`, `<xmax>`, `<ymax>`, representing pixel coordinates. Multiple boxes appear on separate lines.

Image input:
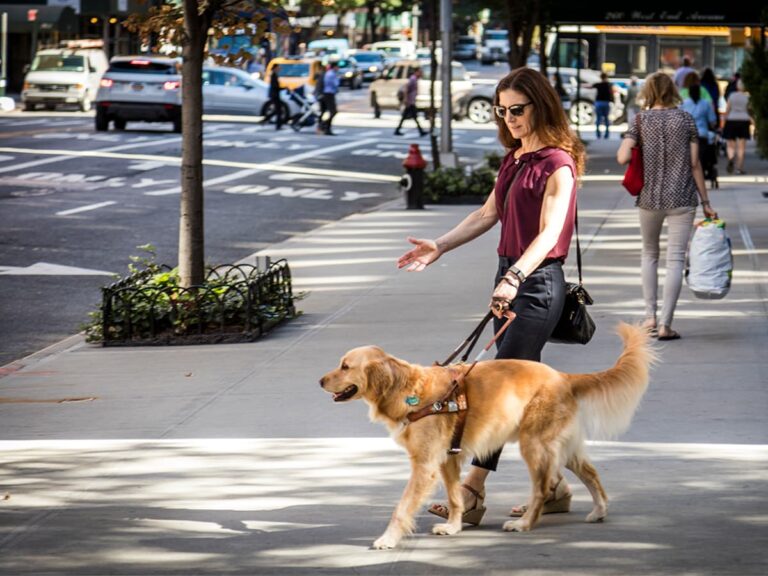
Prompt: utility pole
<box><xmin>0</xmin><ymin>12</ymin><xmax>7</xmax><ymax>97</ymax></box>
<box><xmin>411</xmin><ymin>3</ymin><xmax>421</xmax><ymax>46</ymax></box>
<box><xmin>439</xmin><ymin>0</ymin><xmax>456</xmax><ymax>167</ymax></box>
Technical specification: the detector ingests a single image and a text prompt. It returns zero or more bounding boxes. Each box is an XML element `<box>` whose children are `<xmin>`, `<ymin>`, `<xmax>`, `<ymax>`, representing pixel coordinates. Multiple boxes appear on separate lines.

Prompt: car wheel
<box><xmin>80</xmin><ymin>97</ymin><xmax>92</xmax><ymax>113</ymax></box>
<box><xmin>172</xmin><ymin>117</ymin><xmax>182</xmax><ymax>133</ymax></box>
<box><xmin>467</xmin><ymin>98</ymin><xmax>493</xmax><ymax>124</ymax></box>
<box><xmin>95</xmin><ymin>109</ymin><xmax>109</xmax><ymax>131</ymax></box>
<box><xmin>23</xmin><ymin>102</ymin><xmax>35</xmax><ymax>112</ymax></box>
<box><xmin>44</xmin><ymin>104</ymin><xmax>56</xmax><ymax>111</ymax></box>
<box><xmin>569</xmin><ymin>100</ymin><xmax>595</xmax><ymax>125</ymax></box>
<box><xmin>114</xmin><ymin>118</ymin><xmax>127</xmax><ymax>131</ymax></box>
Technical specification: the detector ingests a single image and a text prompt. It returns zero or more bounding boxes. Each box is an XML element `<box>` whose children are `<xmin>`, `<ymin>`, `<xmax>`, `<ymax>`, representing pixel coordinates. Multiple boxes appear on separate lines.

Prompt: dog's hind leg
<box><xmin>566</xmin><ymin>450</ymin><xmax>608</xmax><ymax>523</ymax></box>
<box><xmin>432</xmin><ymin>456</ymin><xmax>464</xmax><ymax>536</ymax></box>
<box><xmin>372</xmin><ymin>462</ymin><xmax>440</xmax><ymax>549</ymax></box>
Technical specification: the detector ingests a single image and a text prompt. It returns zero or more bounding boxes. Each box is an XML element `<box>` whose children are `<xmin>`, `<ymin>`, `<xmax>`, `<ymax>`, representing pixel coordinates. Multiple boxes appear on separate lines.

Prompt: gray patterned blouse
<box><xmin>624</xmin><ymin>108</ymin><xmax>699</xmax><ymax>210</ymax></box>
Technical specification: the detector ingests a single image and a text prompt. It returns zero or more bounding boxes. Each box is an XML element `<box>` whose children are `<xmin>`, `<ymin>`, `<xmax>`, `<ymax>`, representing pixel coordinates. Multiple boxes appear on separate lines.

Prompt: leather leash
<box><xmin>407</xmin><ymin>310</ymin><xmax>515</xmax><ymax>454</ymax></box>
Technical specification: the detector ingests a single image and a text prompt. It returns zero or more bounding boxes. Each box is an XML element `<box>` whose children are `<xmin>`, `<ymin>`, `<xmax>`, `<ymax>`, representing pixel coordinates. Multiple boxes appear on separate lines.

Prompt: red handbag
<box><xmin>622</xmin><ymin>116</ymin><xmax>643</xmax><ymax>196</ymax></box>
<box><xmin>622</xmin><ymin>147</ymin><xmax>643</xmax><ymax>196</ymax></box>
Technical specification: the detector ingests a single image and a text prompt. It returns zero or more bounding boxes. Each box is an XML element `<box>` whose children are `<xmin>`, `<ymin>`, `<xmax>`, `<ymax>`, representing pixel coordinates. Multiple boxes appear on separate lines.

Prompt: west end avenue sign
<box><xmin>554</xmin><ymin>6</ymin><xmax>763</xmax><ymax>26</ymax></box>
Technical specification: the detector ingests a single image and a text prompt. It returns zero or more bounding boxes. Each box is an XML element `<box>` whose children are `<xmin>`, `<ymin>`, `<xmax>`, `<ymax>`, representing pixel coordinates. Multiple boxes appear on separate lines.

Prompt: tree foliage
<box><xmin>742</xmin><ymin>40</ymin><xmax>768</xmax><ymax>159</ymax></box>
<box><xmin>124</xmin><ymin>1</ymin><xmax>291</xmax><ymax>287</ymax></box>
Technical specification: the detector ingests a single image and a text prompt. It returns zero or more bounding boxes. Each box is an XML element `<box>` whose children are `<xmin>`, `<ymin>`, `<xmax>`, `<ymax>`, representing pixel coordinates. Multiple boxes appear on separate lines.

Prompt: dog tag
<box><xmin>405</xmin><ymin>395</ymin><xmax>420</xmax><ymax>406</ymax></box>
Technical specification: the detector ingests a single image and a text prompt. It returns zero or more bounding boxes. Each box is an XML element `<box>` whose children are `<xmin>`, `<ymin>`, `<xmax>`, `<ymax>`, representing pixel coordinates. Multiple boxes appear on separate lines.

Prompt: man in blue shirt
<box><xmin>322</xmin><ymin>61</ymin><xmax>340</xmax><ymax>135</ymax></box>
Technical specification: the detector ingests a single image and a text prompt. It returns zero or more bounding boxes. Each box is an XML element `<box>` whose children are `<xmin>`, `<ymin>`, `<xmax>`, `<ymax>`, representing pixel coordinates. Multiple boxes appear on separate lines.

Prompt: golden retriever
<box><xmin>319</xmin><ymin>322</ymin><xmax>654</xmax><ymax>549</ymax></box>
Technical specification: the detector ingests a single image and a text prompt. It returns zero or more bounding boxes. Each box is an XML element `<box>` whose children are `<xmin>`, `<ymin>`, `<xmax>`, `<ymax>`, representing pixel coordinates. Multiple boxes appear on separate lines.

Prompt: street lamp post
<box><xmin>412</xmin><ymin>3</ymin><xmax>421</xmax><ymax>46</ymax></box>
<box><xmin>439</xmin><ymin>0</ymin><xmax>456</xmax><ymax>167</ymax></box>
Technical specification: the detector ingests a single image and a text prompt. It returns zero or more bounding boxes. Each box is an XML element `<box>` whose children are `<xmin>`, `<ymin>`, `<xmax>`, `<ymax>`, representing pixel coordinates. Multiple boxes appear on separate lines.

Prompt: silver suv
<box><xmin>368</xmin><ymin>59</ymin><xmax>472</xmax><ymax>117</ymax></box>
<box><xmin>95</xmin><ymin>56</ymin><xmax>182</xmax><ymax>132</ymax></box>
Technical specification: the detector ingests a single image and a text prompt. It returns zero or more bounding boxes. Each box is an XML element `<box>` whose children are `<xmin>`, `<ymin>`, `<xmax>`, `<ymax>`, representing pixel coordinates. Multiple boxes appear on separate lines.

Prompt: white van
<box><xmin>370</xmin><ymin>40</ymin><xmax>417</xmax><ymax>61</ymax></box>
<box><xmin>21</xmin><ymin>41</ymin><xmax>108</xmax><ymax>112</ymax></box>
<box><xmin>479</xmin><ymin>29</ymin><xmax>509</xmax><ymax>64</ymax></box>
<box><xmin>306</xmin><ymin>38</ymin><xmax>350</xmax><ymax>58</ymax></box>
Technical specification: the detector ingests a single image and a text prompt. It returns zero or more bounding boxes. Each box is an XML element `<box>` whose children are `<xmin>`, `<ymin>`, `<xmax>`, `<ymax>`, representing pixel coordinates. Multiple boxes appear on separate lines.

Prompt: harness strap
<box><xmin>405</xmin><ymin>313</ymin><xmax>516</xmax><ymax>455</ymax></box>
<box><xmin>406</xmin><ymin>367</ymin><xmax>468</xmax><ymax>423</ymax></box>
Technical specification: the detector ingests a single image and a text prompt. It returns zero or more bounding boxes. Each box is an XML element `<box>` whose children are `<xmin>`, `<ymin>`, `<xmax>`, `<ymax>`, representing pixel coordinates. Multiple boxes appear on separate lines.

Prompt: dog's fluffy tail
<box><xmin>568</xmin><ymin>322</ymin><xmax>656</xmax><ymax>439</ymax></box>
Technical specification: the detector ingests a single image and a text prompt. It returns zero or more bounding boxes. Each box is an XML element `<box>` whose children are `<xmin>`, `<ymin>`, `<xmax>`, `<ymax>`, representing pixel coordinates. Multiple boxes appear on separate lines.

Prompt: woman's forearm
<box><xmin>435</xmin><ymin>203</ymin><xmax>498</xmax><ymax>255</ymax></box>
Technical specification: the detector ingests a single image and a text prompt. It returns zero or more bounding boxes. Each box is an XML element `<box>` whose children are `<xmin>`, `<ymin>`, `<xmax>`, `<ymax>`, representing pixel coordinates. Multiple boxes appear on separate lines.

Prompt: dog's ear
<box><xmin>365</xmin><ymin>360</ymin><xmax>393</xmax><ymax>395</ymax></box>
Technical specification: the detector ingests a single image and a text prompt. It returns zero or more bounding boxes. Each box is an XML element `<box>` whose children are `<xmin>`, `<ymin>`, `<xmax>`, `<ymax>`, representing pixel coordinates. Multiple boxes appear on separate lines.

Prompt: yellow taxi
<box><xmin>265</xmin><ymin>57</ymin><xmax>324</xmax><ymax>91</ymax></box>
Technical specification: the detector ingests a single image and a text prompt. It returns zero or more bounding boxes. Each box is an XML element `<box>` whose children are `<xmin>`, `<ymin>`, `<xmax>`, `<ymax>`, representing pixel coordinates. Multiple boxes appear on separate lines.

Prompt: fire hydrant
<box><xmin>401</xmin><ymin>143</ymin><xmax>427</xmax><ymax>209</ymax></box>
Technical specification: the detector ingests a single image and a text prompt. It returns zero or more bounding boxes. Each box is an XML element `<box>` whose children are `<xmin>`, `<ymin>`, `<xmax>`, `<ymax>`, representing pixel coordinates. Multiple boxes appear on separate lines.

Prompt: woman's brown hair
<box><xmin>494</xmin><ymin>67</ymin><xmax>586</xmax><ymax>176</ymax></box>
<box><xmin>641</xmin><ymin>72</ymin><xmax>681</xmax><ymax>109</ymax></box>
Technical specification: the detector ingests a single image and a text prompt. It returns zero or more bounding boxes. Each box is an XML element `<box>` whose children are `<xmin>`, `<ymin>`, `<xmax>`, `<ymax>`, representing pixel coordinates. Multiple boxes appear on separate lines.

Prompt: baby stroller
<box><xmin>285</xmin><ymin>86</ymin><xmax>318</xmax><ymax>132</ymax></box>
<box><xmin>701</xmin><ymin>133</ymin><xmax>719</xmax><ymax>189</ymax></box>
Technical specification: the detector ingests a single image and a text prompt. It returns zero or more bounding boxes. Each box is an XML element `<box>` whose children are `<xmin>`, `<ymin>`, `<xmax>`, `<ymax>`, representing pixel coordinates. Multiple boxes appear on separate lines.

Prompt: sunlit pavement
<box><xmin>0</xmin><ymin>136</ymin><xmax>766</xmax><ymax>574</ymax></box>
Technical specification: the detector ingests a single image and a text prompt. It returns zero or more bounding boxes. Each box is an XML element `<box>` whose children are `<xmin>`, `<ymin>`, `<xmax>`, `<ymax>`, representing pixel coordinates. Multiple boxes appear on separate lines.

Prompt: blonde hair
<box><xmin>494</xmin><ymin>68</ymin><xmax>586</xmax><ymax>176</ymax></box>
<box><xmin>641</xmin><ymin>72</ymin><xmax>681</xmax><ymax>109</ymax></box>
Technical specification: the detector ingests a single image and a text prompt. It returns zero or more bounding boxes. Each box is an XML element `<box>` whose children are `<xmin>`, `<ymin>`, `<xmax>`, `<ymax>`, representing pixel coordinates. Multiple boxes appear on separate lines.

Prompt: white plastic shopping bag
<box><xmin>685</xmin><ymin>219</ymin><xmax>733</xmax><ymax>299</ymax></box>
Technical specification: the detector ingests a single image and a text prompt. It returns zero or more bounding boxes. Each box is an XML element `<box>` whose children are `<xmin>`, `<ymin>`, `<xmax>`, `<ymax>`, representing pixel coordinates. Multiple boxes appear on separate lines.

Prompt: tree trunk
<box><xmin>179</xmin><ymin>0</ymin><xmax>207</xmax><ymax>287</ymax></box>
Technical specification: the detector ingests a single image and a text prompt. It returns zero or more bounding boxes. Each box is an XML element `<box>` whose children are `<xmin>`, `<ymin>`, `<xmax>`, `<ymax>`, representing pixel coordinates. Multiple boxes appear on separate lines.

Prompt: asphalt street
<box><xmin>0</xmin><ymin>92</ymin><xmax>507</xmax><ymax>366</ymax></box>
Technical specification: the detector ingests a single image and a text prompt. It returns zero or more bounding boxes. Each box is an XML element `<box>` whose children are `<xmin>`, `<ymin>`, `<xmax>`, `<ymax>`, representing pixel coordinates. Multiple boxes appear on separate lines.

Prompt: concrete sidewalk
<box><xmin>0</xmin><ymin>139</ymin><xmax>766</xmax><ymax>575</ymax></box>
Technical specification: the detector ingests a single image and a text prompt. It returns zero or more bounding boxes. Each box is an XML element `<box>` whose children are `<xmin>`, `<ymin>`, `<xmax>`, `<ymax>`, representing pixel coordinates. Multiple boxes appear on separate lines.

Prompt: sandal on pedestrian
<box><xmin>657</xmin><ymin>327</ymin><xmax>681</xmax><ymax>341</ymax></box>
<box><xmin>427</xmin><ymin>483</ymin><xmax>486</xmax><ymax>526</ymax></box>
<box><xmin>508</xmin><ymin>478</ymin><xmax>572</xmax><ymax>517</ymax></box>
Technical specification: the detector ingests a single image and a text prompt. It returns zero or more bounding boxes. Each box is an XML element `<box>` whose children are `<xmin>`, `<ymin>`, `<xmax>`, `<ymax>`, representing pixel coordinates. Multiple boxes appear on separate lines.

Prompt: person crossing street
<box><xmin>394</xmin><ymin>67</ymin><xmax>426</xmax><ymax>137</ymax></box>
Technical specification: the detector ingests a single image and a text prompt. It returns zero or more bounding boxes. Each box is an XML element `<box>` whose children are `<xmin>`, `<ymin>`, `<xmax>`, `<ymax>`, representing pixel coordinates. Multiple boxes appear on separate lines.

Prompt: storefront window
<box><xmin>713</xmin><ymin>40</ymin><xmax>744</xmax><ymax>79</ymax></box>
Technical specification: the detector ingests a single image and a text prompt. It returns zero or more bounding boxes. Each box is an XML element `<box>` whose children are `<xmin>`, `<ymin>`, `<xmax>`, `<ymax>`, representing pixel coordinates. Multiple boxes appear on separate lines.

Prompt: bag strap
<box><xmin>574</xmin><ymin>203</ymin><xmax>583</xmax><ymax>286</ymax></box>
<box><xmin>502</xmin><ymin>157</ymin><xmax>526</xmax><ymax>214</ymax></box>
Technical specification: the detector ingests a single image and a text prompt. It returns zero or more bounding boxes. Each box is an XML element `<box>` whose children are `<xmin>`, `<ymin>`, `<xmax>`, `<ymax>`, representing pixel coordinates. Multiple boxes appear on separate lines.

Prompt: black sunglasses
<box><xmin>493</xmin><ymin>102</ymin><xmax>533</xmax><ymax>118</ymax></box>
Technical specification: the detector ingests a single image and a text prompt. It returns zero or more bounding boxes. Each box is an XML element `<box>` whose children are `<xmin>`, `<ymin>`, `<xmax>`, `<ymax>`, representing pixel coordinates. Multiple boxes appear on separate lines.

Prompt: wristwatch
<box><xmin>505</xmin><ymin>265</ymin><xmax>527</xmax><ymax>285</ymax></box>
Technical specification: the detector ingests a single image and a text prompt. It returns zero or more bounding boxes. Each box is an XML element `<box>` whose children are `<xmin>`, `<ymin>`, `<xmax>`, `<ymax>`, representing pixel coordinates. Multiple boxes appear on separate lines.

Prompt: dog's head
<box><xmin>319</xmin><ymin>346</ymin><xmax>406</xmax><ymax>404</ymax></box>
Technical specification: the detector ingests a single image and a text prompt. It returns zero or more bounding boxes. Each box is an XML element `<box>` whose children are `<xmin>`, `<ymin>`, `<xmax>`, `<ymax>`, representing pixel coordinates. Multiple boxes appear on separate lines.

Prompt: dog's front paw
<box><xmin>432</xmin><ymin>522</ymin><xmax>461</xmax><ymax>536</ymax></box>
<box><xmin>503</xmin><ymin>519</ymin><xmax>531</xmax><ymax>532</ymax></box>
<box><xmin>586</xmin><ymin>506</ymin><xmax>607</xmax><ymax>523</ymax></box>
<box><xmin>372</xmin><ymin>534</ymin><xmax>399</xmax><ymax>550</ymax></box>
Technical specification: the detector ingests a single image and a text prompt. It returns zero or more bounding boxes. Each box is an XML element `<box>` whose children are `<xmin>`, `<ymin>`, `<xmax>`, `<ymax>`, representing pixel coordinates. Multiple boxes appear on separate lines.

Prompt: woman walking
<box><xmin>397</xmin><ymin>68</ymin><xmax>586</xmax><ymax>524</ymax></box>
<box><xmin>617</xmin><ymin>72</ymin><xmax>717</xmax><ymax>341</ymax></box>
<box><xmin>723</xmin><ymin>80</ymin><xmax>753</xmax><ymax>175</ymax></box>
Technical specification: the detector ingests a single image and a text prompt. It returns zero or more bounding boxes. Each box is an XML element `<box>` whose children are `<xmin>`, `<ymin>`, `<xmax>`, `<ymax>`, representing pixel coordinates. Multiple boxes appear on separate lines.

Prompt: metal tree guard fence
<box><xmin>100</xmin><ymin>258</ymin><xmax>295</xmax><ymax>346</ymax></box>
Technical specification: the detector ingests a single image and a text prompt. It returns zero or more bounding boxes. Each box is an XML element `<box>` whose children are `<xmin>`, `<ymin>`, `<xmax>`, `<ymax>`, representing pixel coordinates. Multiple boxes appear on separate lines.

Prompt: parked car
<box><xmin>458</xmin><ymin>83</ymin><xmax>495</xmax><ymax>124</ymax></box>
<box><xmin>453</xmin><ymin>36</ymin><xmax>478</xmax><ymax>60</ymax></box>
<box><xmin>348</xmin><ymin>50</ymin><xmax>387</xmax><ymax>82</ymax></box>
<box><xmin>369</xmin><ymin>59</ymin><xmax>472</xmax><ymax>117</ymax></box>
<box><xmin>201</xmin><ymin>66</ymin><xmax>308</xmax><ymax>119</ymax></box>
<box><xmin>22</xmin><ymin>41</ymin><xmax>108</xmax><ymax>112</ymax></box>
<box><xmin>95</xmin><ymin>58</ymin><xmax>305</xmax><ymax>132</ymax></box>
<box><xmin>555</xmin><ymin>68</ymin><xmax>625</xmax><ymax>125</ymax></box>
<box><xmin>95</xmin><ymin>56</ymin><xmax>182</xmax><ymax>132</ymax></box>
<box><xmin>333</xmin><ymin>57</ymin><xmax>364</xmax><ymax>89</ymax></box>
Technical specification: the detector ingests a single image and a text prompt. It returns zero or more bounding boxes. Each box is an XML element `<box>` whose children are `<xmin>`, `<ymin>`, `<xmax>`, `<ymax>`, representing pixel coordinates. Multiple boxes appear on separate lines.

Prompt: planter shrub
<box><xmin>84</xmin><ymin>251</ymin><xmax>297</xmax><ymax>346</ymax></box>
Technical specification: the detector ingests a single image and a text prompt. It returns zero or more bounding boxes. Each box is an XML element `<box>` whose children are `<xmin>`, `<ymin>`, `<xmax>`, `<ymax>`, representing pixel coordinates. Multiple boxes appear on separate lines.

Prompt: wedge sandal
<box><xmin>427</xmin><ymin>483</ymin><xmax>486</xmax><ymax>526</ymax></box>
<box><xmin>508</xmin><ymin>492</ymin><xmax>572</xmax><ymax>517</ymax></box>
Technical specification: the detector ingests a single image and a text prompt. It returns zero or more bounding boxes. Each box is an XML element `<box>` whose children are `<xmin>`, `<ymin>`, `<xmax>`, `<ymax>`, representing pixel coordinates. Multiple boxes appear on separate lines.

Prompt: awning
<box><xmin>1</xmin><ymin>5</ymin><xmax>78</xmax><ymax>34</ymax></box>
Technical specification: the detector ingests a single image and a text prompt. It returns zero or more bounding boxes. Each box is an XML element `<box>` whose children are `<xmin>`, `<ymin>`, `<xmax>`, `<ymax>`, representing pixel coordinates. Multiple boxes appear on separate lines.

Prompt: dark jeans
<box><xmin>322</xmin><ymin>94</ymin><xmax>337</xmax><ymax>133</ymax></box>
<box><xmin>471</xmin><ymin>257</ymin><xmax>566</xmax><ymax>472</ymax></box>
<box><xmin>396</xmin><ymin>104</ymin><xmax>424</xmax><ymax>133</ymax></box>
<box><xmin>595</xmin><ymin>101</ymin><xmax>610</xmax><ymax>138</ymax></box>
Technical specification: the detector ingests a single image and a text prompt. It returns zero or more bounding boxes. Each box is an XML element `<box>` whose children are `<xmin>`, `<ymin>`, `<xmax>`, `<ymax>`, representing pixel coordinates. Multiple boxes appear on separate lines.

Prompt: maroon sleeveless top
<box><xmin>494</xmin><ymin>146</ymin><xmax>577</xmax><ymax>260</ymax></box>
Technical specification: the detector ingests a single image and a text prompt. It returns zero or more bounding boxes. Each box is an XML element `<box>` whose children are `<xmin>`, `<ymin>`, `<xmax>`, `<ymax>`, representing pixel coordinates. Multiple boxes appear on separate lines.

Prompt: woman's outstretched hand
<box><xmin>397</xmin><ymin>237</ymin><xmax>441</xmax><ymax>271</ymax></box>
